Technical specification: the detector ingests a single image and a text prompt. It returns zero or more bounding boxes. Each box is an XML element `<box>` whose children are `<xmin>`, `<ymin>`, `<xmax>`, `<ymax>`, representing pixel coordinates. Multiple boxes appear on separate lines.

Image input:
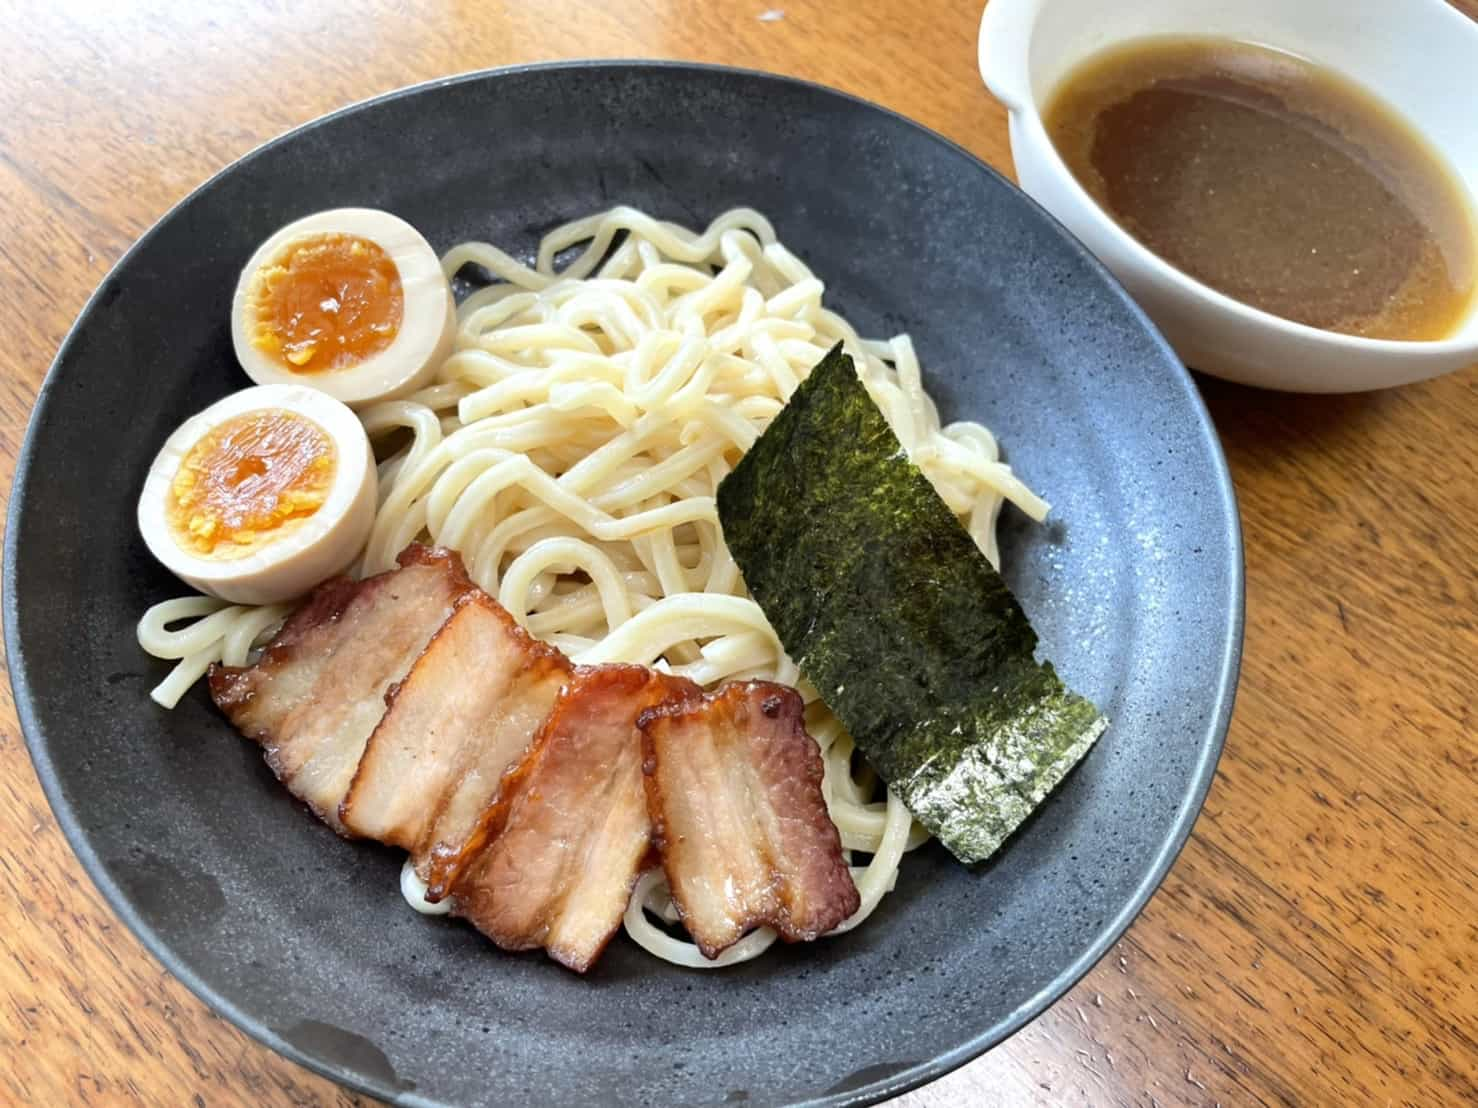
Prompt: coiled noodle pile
<box><xmin>138</xmin><ymin>207</ymin><xmax>1048</xmax><ymax>968</ymax></box>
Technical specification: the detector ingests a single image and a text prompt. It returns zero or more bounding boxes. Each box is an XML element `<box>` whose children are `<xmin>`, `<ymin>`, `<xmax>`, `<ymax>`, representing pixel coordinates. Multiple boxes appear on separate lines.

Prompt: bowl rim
<box><xmin>978</xmin><ymin>0</ymin><xmax>1478</xmax><ymax>358</ymax></box>
<box><xmin>3</xmin><ymin>58</ymin><xmax>1245</xmax><ymax>1108</ymax></box>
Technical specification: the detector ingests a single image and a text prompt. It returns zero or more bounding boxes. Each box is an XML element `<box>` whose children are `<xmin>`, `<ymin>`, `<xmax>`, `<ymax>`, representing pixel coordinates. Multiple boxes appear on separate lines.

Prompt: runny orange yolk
<box><xmin>248</xmin><ymin>233</ymin><xmax>403</xmax><ymax>372</ymax></box>
<box><xmin>168</xmin><ymin>409</ymin><xmax>337</xmax><ymax>559</ymax></box>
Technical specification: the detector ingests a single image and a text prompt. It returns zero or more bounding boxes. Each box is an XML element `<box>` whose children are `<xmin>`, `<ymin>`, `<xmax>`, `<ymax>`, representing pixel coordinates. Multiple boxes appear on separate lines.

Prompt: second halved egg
<box><xmin>230</xmin><ymin>208</ymin><xmax>455</xmax><ymax>407</ymax></box>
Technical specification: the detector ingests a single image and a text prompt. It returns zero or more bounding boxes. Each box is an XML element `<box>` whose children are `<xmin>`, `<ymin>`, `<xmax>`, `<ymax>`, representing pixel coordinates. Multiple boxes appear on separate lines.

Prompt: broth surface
<box><xmin>1044</xmin><ymin>38</ymin><xmax>1475</xmax><ymax>340</ymax></box>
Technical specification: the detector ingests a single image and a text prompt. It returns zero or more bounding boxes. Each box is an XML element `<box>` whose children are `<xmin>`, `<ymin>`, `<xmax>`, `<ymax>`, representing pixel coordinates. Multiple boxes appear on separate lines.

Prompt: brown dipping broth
<box><xmin>1043</xmin><ymin>37</ymin><xmax>1476</xmax><ymax>341</ymax></box>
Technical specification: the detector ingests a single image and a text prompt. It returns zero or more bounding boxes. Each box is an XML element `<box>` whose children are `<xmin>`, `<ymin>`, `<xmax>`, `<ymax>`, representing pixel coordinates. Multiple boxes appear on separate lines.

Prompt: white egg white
<box><xmin>137</xmin><ymin>385</ymin><xmax>377</xmax><ymax>605</ymax></box>
<box><xmin>230</xmin><ymin>208</ymin><xmax>455</xmax><ymax>408</ymax></box>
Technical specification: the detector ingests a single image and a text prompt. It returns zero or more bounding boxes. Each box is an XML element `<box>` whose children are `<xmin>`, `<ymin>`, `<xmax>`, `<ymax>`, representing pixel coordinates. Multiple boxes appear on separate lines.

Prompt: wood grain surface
<box><xmin>2</xmin><ymin>1</ymin><xmax>1475</xmax><ymax>1105</ymax></box>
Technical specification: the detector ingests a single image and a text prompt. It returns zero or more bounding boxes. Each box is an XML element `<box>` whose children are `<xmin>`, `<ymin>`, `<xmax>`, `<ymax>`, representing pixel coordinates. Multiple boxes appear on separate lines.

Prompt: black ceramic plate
<box><xmin>4</xmin><ymin>63</ymin><xmax>1241</xmax><ymax>1107</ymax></box>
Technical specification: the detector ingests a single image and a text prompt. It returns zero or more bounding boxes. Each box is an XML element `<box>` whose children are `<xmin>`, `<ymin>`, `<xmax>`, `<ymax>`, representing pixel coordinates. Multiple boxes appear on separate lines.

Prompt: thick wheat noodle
<box><xmin>137</xmin><ymin>206</ymin><xmax>1048</xmax><ymax>968</ymax></box>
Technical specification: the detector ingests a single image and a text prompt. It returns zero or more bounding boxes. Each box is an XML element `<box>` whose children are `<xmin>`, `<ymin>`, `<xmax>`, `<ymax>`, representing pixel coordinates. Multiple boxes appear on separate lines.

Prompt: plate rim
<box><xmin>2</xmin><ymin>58</ymin><xmax>1245</xmax><ymax>1108</ymax></box>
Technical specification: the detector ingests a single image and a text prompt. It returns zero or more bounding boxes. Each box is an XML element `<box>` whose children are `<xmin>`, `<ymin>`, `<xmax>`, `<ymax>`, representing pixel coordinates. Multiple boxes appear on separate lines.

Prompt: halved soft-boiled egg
<box><xmin>230</xmin><ymin>208</ymin><xmax>455</xmax><ymax>407</ymax></box>
<box><xmin>138</xmin><ymin>385</ymin><xmax>376</xmax><ymax>605</ymax></box>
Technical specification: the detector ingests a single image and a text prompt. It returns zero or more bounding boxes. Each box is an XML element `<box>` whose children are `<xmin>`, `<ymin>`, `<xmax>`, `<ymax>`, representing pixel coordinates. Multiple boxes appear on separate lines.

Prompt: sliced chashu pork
<box><xmin>434</xmin><ymin>665</ymin><xmax>699</xmax><ymax>972</ymax></box>
<box><xmin>207</xmin><ymin>545</ymin><xmax>475</xmax><ymax>831</ymax></box>
<box><xmin>339</xmin><ymin>591</ymin><xmax>572</xmax><ymax>881</ymax></box>
<box><xmin>639</xmin><ymin>680</ymin><xmax>860</xmax><ymax>958</ymax></box>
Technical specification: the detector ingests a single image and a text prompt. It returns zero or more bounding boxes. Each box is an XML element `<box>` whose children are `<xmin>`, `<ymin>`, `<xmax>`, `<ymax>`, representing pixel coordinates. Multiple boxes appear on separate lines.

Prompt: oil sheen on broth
<box><xmin>1043</xmin><ymin>38</ymin><xmax>1476</xmax><ymax>340</ymax></box>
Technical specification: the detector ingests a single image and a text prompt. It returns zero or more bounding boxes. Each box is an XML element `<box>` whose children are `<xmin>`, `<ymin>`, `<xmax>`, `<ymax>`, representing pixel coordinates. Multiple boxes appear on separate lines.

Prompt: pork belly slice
<box><xmin>339</xmin><ymin>591</ymin><xmax>572</xmax><ymax>876</ymax></box>
<box><xmin>639</xmin><ymin>681</ymin><xmax>860</xmax><ymax>959</ymax></box>
<box><xmin>438</xmin><ymin>665</ymin><xmax>700</xmax><ymax>972</ymax></box>
<box><xmin>208</xmin><ymin>545</ymin><xmax>476</xmax><ymax>831</ymax></box>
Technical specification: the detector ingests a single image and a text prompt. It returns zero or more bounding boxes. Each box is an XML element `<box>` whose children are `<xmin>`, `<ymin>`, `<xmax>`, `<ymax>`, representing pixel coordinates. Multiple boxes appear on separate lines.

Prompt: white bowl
<box><xmin>979</xmin><ymin>0</ymin><xmax>1478</xmax><ymax>392</ymax></box>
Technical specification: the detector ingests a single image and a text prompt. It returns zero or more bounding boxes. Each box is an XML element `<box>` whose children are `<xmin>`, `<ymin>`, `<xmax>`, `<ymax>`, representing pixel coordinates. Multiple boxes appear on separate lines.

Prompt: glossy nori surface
<box><xmin>717</xmin><ymin>345</ymin><xmax>1106</xmax><ymax>863</ymax></box>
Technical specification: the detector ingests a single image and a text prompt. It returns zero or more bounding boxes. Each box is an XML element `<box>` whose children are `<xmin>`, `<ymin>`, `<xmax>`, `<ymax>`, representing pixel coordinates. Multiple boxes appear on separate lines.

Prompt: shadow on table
<box><xmin>1191</xmin><ymin>371</ymin><xmax>1406</xmax><ymax>473</ymax></box>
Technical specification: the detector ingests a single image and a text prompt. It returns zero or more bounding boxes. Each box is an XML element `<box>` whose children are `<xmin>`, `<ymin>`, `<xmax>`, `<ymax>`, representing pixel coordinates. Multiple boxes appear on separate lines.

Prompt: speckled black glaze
<box><xmin>3</xmin><ymin>63</ymin><xmax>1242</xmax><ymax>1107</ymax></box>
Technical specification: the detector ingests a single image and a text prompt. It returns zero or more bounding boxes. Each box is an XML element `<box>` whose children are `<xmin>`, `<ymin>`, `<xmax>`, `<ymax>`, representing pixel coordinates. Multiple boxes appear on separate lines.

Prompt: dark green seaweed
<box><xmin>717</xmin><ymin>344</ymin><xmax>1107</xmax><ymax>863</ymax></box>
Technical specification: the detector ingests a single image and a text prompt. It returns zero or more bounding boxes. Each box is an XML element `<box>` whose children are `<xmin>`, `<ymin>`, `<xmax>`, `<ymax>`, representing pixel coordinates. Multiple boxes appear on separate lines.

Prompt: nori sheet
<box><xmin>716</xmin><ymin>344</ymin><xmax>1107</xmax><ymax>863</ymax></box>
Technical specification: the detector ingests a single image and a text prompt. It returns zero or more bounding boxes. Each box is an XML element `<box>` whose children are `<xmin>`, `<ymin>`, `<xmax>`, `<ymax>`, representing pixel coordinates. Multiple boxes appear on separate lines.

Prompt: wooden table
<box><xmin>2</xmin><ymin>2</ymin><xmax>1475</xmax><ymax>1104</ymax></box>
